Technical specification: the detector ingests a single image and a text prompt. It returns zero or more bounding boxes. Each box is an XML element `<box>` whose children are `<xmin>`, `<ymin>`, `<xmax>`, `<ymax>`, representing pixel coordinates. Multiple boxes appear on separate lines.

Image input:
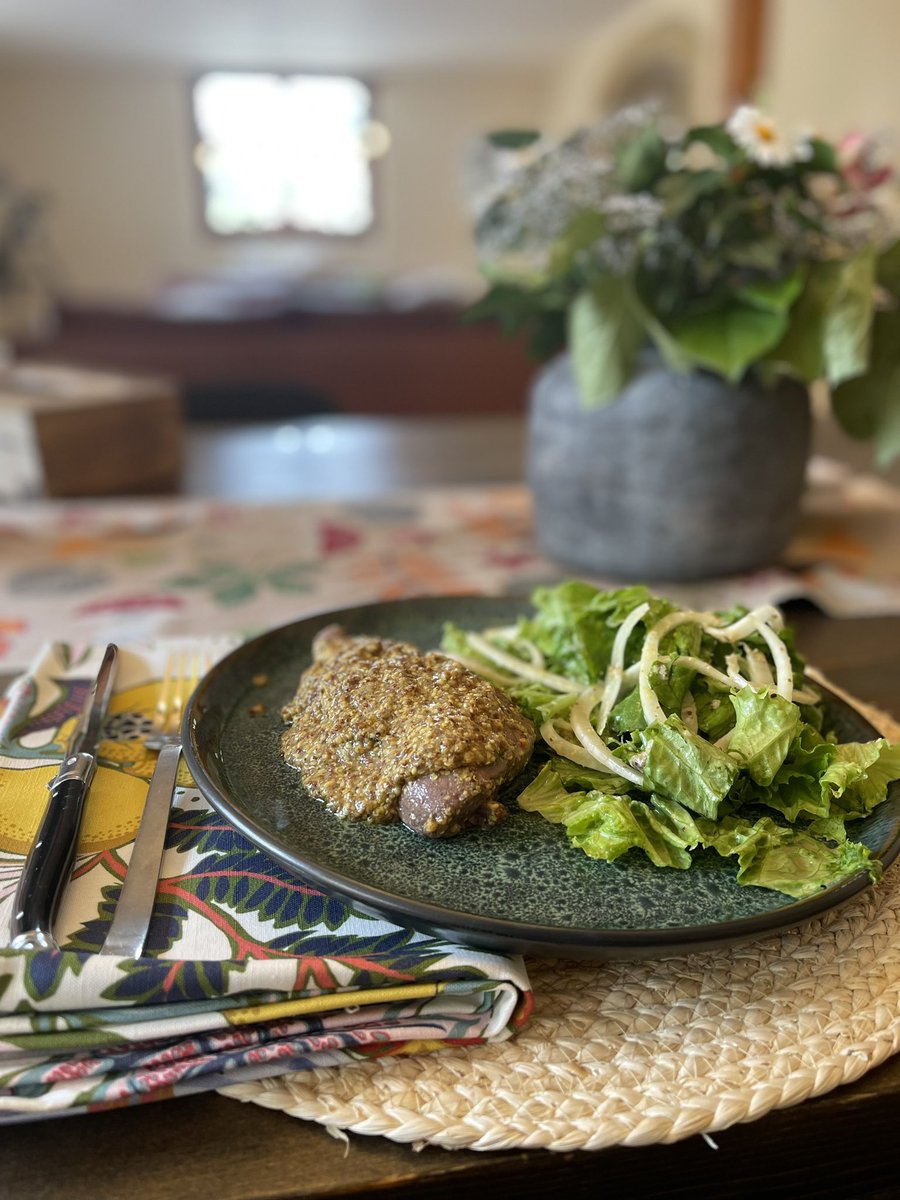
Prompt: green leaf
<box><xmin>723</xmin><ymin>239</ymin><xmax>786</xmax><ymax>273</ymax></box>
<box><xmin>641</xmin><ymin>717</ymin><xmax>740</xmax><ymax>818</ymax></box>
<box><xmin>696</xmin><ymin>814</ymin><xmax>879</xmax><ymax>898</ymax></box>
<box><xmin>663</xmin><ymin>303</ymin><xmax>788</xmax><ymax>382</ymax></box>
<box><xmin>520</xmin><ymin>778</ymin><xmax>701</xmax><ymax>871</ymax></box>
<box><xmin>615</xmin><ymin>124</ymin><xmax>668</xmax><ymax>191</ymax></box>
<box><xmin>727</xmin><ymin>688</ymin><xmax>801</xmax><ymax>786</ymax></box>
<box><xmin>876</xmin><ymin>240</ymin><xmax>900</xmax><ymax>297</ymax></box>
<box><xmin>822</xmin><ymin>248</ymin><xmax>876</xmax><ymax>385</ymax></box>
<box><xmin>630</xmin><ymin>288</ymin><xmax>694</xmax><ymax>372</ymax></box>
<box><xmin>549</xmin><ymin>210</ymin><xmax>606</xmax><ymax>276</ymax></box>
<box><xmin>464</xmin><ymin>281</ymin><xmax>554</xmax><ymax>336</ymax></box>
<box><xmin>694</xmin><ymin>688</ymin><xmax>736</xmax><ymax>742</ymax></box>
<box><xmin>748</xmin><ymin>727</ymin><xmax>836</xmax><ymax>823</ymax></box>
<box><xmin>650</xmin><ymin>622</ymin><xmax>702</xmax><ymax>717</ymax></box>
<box><xmin>803</xmin><ymin>137</ymin><xmax>838</xmax><ymax>173</ymax></box>
<box><xmin>517</xmin><ymin>763</ymin><xmax>590</xmax><ymax>824</ymax></box>
<box><xmin>487</xmin><ymin>129</ymin><xmax>541</xmax><ymax>150</ymax></box>
<box><xmin>520</xmin><ymin>581</ymin><xmax>662</xmax><ymax>684</ymax></box>
<box><xmin>829</xmin><ymin>739</ymin><xmax>900</xmax><ymax>812</ymax></box>
<box><xmin>832</xmin><ymin>307</ymin><xmax>900</xmax><ymax>464</ymax></box>
<box><xmin>832</xmin><ymin>362</ymin><xmax>900</xmax><ymax>465</ymax></box>
<box><xmin>566</xmin><ymin>793</ymin><xmax>695</xmax><ymax>869</ymax></box>
<box><xmin>608</xmin><ymin>687</ymin><xmax>647</xmax><ymax>736</ymax></box>
<box><xmin>655</xmin><ymin>169</ymin><xmax>724</xmax><ymax>217</ymax></box>
<box><xmin>682</xmin><ymin>124</ymin><xmax>740</xmax><ymax>161</ymax></box>
<box><xmin>567</xmin><ymin>280</ymin><xmax>644</xmax><ymax>406</ymax></box>
<box><xmin>764</xmin><ymin>269</ymin><xmax>833</xmax><ymax>381</ymax></box>
<box><xmin>764</xmin><ymin>253</ymin><xmax>876</xmax><ymax>385</ymax></box>
<box><xmin>736</xmin><ymin>268</ymin><xmax>805</xmax><ymax>315</ymax></box>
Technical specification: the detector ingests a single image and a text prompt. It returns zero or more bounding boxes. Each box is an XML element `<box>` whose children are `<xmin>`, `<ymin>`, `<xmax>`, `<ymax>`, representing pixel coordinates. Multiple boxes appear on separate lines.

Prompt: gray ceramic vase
<box><xmin>527</xmin><ymin>350</ymin><xmax>811</xmax><ymax>581</ymax></box>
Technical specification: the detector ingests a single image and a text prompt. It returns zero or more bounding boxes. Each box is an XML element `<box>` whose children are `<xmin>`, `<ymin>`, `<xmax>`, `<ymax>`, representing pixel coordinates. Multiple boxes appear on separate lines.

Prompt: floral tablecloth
<box><xmin>1</xmin><ymin>472</ymin><xmax>899</xmax><ymax>674</ymax></box>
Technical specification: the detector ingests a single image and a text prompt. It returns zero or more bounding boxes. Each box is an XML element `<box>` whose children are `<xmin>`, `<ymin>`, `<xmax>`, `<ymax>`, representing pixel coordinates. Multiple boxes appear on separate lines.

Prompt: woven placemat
<box><xmin>219</xmin><ymin>692</ymin><xmax>900</xmax><ymax>1152</ymax></box>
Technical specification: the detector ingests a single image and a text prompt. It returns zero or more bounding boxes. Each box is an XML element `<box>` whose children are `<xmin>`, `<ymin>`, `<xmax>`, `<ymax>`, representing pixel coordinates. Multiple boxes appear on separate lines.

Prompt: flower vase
<box><xmin>527</xmin><ymin>350</ymin><xmax>811</xmax><ymax>581</ymax></box>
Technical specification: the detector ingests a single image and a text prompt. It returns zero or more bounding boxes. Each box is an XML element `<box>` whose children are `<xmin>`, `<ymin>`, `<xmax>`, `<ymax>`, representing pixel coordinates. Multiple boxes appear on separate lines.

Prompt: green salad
<box><xmin>443</xmin><ymin>581</ymin><xmax>900</xmax><ymax>899</ymax></box>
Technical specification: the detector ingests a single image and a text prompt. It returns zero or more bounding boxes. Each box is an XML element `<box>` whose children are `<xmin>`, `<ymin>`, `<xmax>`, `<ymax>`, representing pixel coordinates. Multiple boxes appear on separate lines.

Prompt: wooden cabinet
<box><xmin>20</xmin><ymin>304</ymin><xmax>538</xmax><ymax>420</ymax></box>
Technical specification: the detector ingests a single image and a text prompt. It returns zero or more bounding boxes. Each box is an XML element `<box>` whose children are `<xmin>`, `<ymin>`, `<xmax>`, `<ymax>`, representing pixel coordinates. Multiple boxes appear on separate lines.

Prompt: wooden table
<box><xmin>2</xmin><ymin>606</ymin><xmax>898</xmax><ymax>1199</ymax></box>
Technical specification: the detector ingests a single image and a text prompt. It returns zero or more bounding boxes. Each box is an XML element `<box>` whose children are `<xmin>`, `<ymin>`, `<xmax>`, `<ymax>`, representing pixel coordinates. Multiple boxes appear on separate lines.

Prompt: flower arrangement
<box><xmin>467</xmin><ymin>106</ymin><xmax>900</xmax><ymax>463</ymax></box>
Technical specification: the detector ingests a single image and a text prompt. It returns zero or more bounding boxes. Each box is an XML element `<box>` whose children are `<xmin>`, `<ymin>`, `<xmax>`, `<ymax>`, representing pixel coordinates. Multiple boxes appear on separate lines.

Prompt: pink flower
<box><xmin>838</xmin><ymin>132</ymin><xmax>892</xmax><ymax>192</ymax></box>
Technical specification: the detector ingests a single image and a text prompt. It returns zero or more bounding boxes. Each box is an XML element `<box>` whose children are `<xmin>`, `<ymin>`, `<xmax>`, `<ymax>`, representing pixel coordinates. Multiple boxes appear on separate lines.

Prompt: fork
<box><xmin>100</xmin><ymin>646</ymin><xmax>208</xmax><ymax>958</ymax></box>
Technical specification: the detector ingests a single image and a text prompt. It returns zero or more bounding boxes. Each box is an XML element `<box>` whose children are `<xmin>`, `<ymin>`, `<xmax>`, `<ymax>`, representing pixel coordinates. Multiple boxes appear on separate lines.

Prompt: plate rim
<box><xmin>181</xmin><ymin>595</ymin><xmax>899</xmax><ymax>959</ymax></box>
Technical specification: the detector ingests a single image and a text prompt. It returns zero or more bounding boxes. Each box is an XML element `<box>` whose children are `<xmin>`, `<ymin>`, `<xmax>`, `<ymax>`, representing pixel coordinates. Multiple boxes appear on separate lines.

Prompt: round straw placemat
<box><xmin>219</xmin><ymin>693</ymin><xmax>900</xmax><ymax>1152</ymax></box>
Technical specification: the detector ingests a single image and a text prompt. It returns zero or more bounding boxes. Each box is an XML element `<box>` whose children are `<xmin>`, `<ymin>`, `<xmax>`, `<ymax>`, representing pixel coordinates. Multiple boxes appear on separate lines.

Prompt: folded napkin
<box><xmin>0</xmin><ymin>642</ymin><xmax>532</xmax><ymax>1121</ymax></box>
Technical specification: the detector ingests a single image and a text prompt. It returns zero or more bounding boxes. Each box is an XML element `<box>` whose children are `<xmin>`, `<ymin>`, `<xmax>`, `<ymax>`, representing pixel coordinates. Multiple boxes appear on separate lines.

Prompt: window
<box><xmin>191</xmin><ymin>72</ymin><xmax>389</xmax><ymax>237</ymax></box>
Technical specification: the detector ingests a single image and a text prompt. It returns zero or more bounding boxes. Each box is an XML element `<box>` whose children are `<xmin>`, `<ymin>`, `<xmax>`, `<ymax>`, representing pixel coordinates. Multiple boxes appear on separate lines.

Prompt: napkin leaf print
<box><xmin>166</xmin><ymin>808</ymin><xmax>255</xmax><ymax>856</ymax></box>
<box><xmin>266</xmin><ymin>928</ymin><xmax>451</xmax><ymax>978</ymax></box>
<box><xmin>176</xmin><ymin>850</ymin><xmax>352</xmax><ymax>947</ymax></box>
<box><xmin>21</xmin><ymin>949</ymin><xmax>90</xmax><ymax>1004</ymax></box>
<box><xmin>165</xmin><ymin>812</ymin><xmax>357</xmax><ymax>933</ymax></box>
<box><xmin>101</xmin><ymin>958</ymin><xmax>247</xmax><ymax>1005</ymax></box>
<box><xmin>66</xmin><ymin>889</ymin><xmax>190</xmax><ymax>958</ymax></box>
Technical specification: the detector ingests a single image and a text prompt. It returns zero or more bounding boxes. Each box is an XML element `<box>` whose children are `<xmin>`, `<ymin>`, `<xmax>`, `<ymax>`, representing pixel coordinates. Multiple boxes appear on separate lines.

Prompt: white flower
<box><xmin>726</xmin><ymin>106</ymin><xmax>812</xmax><ymax>167</ymax></box>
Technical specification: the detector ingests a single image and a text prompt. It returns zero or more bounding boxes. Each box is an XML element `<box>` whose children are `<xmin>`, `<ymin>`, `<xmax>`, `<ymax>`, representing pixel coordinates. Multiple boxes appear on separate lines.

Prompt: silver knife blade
<box><xmin>66</xmin><ymin>644</ymin><xmax>119</xmax><ymax>765</ymax></box>
<box><xmin>10</xmin><ymin>643</ymin><xmax>119</xmax><ymax>950</ymax></box>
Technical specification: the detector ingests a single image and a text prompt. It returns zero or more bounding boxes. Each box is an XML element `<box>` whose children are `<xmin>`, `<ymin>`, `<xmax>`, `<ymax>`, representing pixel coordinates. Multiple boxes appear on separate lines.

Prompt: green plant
<box><xmin>467</xmin><ymin>106</ymin><xmax>900</xmax><ymax>463</ymax></box>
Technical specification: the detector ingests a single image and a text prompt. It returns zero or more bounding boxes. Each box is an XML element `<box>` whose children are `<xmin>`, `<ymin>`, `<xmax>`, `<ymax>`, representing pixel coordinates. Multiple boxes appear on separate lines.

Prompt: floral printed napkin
<box><xmin>0</xmin><ymin>642</ymin><xmax>532</xmax><ymax>1121</ymax></box>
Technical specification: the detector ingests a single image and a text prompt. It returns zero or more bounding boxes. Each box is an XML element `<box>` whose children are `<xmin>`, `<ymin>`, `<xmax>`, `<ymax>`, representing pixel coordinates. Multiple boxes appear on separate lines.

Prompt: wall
<box><xmin>0</xmin><ymin>57</ymin><xmax>551</xmax><ymax>306</ymax></box>
<box><xmin>0</xmin><ymin>1</ymin><xmax>728</xmax><ymax>310</ymax></box>
<box><xmin>3</xmin><ymin>0</ymin><xmax>897</xmax><ymax>311</ymax></box>
<box><xmin>546</xmin><ymin>0</ymin><xmax>729</xmax><ymax>133</ymax></box>
<box><xmin>763</xmin><ymin>0</ymin><xmax>900</xmax><ymax>140</ymax></box>
<box><xmin>0</xmin><ymin>60</ymin><xmax>200</xmax><ymax>305</ymax></box>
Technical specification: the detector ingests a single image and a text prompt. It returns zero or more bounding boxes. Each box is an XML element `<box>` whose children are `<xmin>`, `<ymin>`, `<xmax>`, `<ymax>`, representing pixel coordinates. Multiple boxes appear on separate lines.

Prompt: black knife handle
<box><xmin>10</xmin><ymin>777</ymin><xmax>89</xmax><ymax>951</ymax></box>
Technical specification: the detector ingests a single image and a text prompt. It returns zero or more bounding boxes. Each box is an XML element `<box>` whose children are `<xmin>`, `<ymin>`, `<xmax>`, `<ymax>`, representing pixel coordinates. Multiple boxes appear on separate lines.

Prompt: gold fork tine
<box><xmin>158</xmin><ymin>650</ymin><xmax>178</xmax><ymax>734</ymax></box>
<box><xmin>100</xmin><ymin>645</ymin><xmax>206</xmax><ymax>958</ymax></box>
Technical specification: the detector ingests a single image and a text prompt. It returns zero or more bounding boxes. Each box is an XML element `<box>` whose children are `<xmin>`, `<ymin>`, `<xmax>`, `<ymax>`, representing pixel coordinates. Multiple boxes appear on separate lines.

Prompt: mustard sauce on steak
<box><xmin>280</xmin><ymin>626</ymin><xmax>535</xmax><ymax>837</ymax></box>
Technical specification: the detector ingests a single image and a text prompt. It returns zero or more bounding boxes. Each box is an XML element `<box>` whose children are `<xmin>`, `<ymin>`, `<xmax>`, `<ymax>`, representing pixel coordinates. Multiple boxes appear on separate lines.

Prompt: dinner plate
<box><xmin>182</xmin><ymin>595</ymin><xmax>900</xmax><ymax>960</ymax></box>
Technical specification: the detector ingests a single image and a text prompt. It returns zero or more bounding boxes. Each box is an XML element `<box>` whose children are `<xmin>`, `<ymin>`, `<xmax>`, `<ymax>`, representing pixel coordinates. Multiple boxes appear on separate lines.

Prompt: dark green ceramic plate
<box><xmin>182</xmin><ymin>595</ymin><xmax>900</xmax><ymax>960</ymax></box>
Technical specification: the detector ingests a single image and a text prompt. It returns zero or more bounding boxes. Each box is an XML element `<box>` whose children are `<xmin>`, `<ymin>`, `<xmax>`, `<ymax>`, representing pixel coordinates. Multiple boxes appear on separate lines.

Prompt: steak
<box><xmin>281</xmin><ymin>625</ymin><xmax>535</xmax><ymax>837</ymax></box>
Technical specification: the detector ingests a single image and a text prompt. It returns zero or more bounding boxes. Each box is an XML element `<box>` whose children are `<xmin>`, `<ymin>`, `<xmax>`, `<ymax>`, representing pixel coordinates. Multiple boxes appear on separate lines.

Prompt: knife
<box><xmin>10</xmin><ymin>643</ymin><xmax>119</xmax><ymax>951</ymax></box>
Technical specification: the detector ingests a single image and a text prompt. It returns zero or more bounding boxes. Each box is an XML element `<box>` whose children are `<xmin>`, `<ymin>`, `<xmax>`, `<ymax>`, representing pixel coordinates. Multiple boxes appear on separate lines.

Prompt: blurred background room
<box><xmin>0</xmin><ymin>0</ymin><xmax>898</xmax><ymax>500</ymax></box>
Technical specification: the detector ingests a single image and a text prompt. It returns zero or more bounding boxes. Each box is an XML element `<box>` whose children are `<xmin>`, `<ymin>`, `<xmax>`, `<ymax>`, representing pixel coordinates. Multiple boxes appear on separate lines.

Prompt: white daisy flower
<box><xmin>726</xmin><ymin>105</ymin><xmax>812</xmax><ymax>167</ymax></box>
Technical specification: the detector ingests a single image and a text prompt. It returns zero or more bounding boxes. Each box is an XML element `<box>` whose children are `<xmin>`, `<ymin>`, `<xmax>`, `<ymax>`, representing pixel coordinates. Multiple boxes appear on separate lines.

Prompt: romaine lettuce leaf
<box><xmin>567</xmin><ymin>794</ymin><xmax>695</xmax><ymax>869</ymax></box>
<box><xmin>640</xmin><ymin>716</ymin><xmax>739</xmax><ymax>818</ymax></box>
<box><xmin>727</xmin><ymin>687</ymin><xmax>801</xmax><ymax>785</ymax></box>
<box><xmin>507</xmin><ymin>682</ymin><xmax>575</xmax><ymax>725</ymax></box>
<box><xmin>649</xmin><ymin>621</ymin><xmax>702</xmax><ymax>717</ymax></box>
<box><xmin>517</xmin><ymin>762</ymin><xmax>589</xmax><ymax>823</ymax></box>
<box><xmin>518</xmin><ymin>761</ymin><xmax>700</xmax><ymax>869</ymax></box>
<box><xmin>454</xmin><ymin>581</ymin><xmax>900</xmax><ymax>899</ymax></box>
<box><xmin>519</xmin><ymin>777</ymin><xmax>698</xmax><ymax>870</ymax></box>
<box><xmin>520</xmin><ymin>582</ymin><xmax>674</xmax><ymax>683</ymax></box>
<box><xmin>696</xmin><ymin>814</ymin><xmax>881</xmax><ymax>898</ymax></box>
<box><xmin>547</xmin><ymin>756</ymin><xmax>633</xmax><ymax>793</ymax></box>
<box><xmin>766</xmin><ymin>723</ymin><xmax>836</xmax><ymax>810</ymax></box>
<box><xmin>608</xmin><ymin>687</ymin><xmax>646</xmax><ymax>734</ymax></box>
<box><xmin>694</xmin><ymin>687</ymin><xmax>735</xmax><ymax>741</ymax></box>
<box><xmin>829</xmin><ymin>739</ymin><xmax>900</xmax><ymax>813</ymax></box>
